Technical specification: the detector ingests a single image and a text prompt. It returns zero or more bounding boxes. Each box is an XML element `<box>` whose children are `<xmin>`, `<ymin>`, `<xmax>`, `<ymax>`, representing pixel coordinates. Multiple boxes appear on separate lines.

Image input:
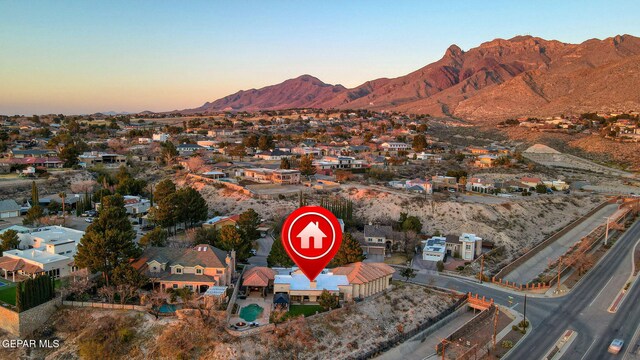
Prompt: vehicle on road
<box><xmin>85</xmin><ymin>218</ymin><xmax>93</xmax><ymax>223</ymax></box>
<box><xmin>609</xmin><ymin>338</ymin><xmax>624</xmax><ymax>354</ymax></box>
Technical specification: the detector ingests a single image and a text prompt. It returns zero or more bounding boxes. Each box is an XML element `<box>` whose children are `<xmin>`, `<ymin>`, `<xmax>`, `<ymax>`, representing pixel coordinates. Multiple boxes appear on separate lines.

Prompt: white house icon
<box><xmin>296</xmin><ymin>221</ymin><xmax>327</xmax><ymax>249</ymax></box>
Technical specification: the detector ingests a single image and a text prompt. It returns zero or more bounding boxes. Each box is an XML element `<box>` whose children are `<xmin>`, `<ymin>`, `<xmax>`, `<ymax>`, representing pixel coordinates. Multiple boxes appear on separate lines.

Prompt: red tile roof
<box><xmin>332</xmin><ymin>262</ymin><xmax>395</xmax><ymax>284</ymax></box>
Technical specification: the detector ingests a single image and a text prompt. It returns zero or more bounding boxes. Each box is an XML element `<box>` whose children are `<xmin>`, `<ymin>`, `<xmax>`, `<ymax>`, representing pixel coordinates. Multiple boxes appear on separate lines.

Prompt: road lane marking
<box><xmin>510</xmin><ymin>302</ymin><xmax>519</xmax><ymax>309</ymax></box>
<box><xmin>589</xmin><ymin>276</ymin><xmax>614</xmax><ymax>307</ymax></box>
<box><xmin>579</xmin><ymin>336</ymin><xmax>597</xmax><ymax>360</ymax></box>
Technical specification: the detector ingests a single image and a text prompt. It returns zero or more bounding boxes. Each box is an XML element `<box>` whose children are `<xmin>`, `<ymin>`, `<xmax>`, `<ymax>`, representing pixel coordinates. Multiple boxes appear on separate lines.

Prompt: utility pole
<box><xmin>604</xmin><ymin>216</ymin><xmax>611</xmax><ymax>245</ymax></box>
<box><xmin>523</xmin><ymin>294</ymin><xmax>527</xmax><ymax>328</ymax></box>
<box><xmin>479</xmin><ymin>255</ymin><xmax>484</xmax><ymax>284</ymax></box>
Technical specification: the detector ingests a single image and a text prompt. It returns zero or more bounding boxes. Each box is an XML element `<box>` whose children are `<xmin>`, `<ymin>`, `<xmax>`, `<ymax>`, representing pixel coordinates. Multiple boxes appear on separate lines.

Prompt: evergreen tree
<box><xmin>298</xmin><ymin>154</ymin><xmax>316</xmax><ymax>177</ymax></box>
<box><xmin>175</xmin><ymin>186</ymin><xmax>208</xmax><ymax>228</ymax></box>
<box><xmin>330</xmin><ymin>233</ymin><xmax>364</xmax><ymax>267</ymax></box>
<box><xmin>15</xmin><ymin>282</ymin><xmax>22</xmax><ymax>311</ymax></box>
<box><xmin>280</xmin><ymin>158</ymin><xmax>291</xmax><ymax>169</ymax></box>
<box><xmin>0</xmin><ymin>229</ymin><xmax>20</xmax><ymax>256</ymax></box>
<box><xmin>237</xmin><ymin>208</ymin><xmax>260</xmax><ymax>242</ymax></box>
<box><xmin>267</xmin><ymin>236</ymin><xmax>294</xmax><ymax>267</ymax></box>
<box><xmin>154</xmin><ymin>179</ymin><xmax>176</xmax><ymax>204</ymax></box>
<box><xmin>74</xmin><ymin>194</ymin><xmax>140</xmax><ymax>286</ymax></box>
<box><xmin>412</xmin><ymin>134</ymin><xmax>428</xmax><ymax>152</ymax></box>
<box><xmin>23</xmin><ymin>205</ymin><xmax>44</xmax><ymax>226</ymax></box>
<box><xmin>31</xmin><ymin>181</ymin><xmax>39</xmax><ymax>205</ymax></box>
<box><xmin>217</xmin><ymin>225</ymin><xmax>251</xmax><ymax>261</ymax></box>
<box><xmin>190</xmin><ymin>227</ymin><xmax>217</xmax><ymax>246</ymax></box>
<box><xmin>139</xmin><ymin>227</ymin><xmax>168</xmax><ymax>247</ymax></box>
<box><xmin>318</xmin><ymin>289</ymin><xmax>339</xmax><ymax>310</ymax></box>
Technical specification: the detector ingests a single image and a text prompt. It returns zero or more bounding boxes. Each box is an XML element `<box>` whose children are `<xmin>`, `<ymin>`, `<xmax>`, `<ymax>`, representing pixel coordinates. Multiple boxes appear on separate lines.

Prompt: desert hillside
<box><xmin>185</xmin><ymin>34</ymin><xmax>640</xmax><ymax>120</ymax></box>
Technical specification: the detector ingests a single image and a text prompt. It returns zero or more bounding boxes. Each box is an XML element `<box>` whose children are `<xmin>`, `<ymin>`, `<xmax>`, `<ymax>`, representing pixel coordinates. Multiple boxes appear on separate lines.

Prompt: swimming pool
<box><xmin>239</xmin><ymin>304</ymin><xmax>263</xmax><ymax>322</ymax></box>
<box><xmin>157</xmin><ymin>303</ymin><xmax>179</xmax><ymax>314</ymax></box>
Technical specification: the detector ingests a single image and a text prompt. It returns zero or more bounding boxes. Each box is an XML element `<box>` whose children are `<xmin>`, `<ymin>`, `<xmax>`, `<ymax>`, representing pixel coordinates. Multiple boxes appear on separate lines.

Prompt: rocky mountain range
<box><xmin>185</xmin><ymin>34</ymin><xmax>640</xmax><ymax>120</ymax></box>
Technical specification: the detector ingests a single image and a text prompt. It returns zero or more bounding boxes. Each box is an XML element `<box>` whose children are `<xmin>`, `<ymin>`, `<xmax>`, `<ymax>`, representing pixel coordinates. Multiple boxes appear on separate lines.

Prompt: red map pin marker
<box><xmin>281</xmin><ymin>206</ymin><xmax>343</xmax><ymax>281</ymax></box>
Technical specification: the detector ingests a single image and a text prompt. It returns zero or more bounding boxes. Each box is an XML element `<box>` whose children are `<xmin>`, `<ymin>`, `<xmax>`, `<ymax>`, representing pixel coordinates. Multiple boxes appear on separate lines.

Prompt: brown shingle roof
<box><xmin>132</xmin><ymin>244</ymin><xmax>228</xmax><ymax>271</ymax></box>
<box><xmin>242</xmin><ymin>267</ymin><xmax>277</xmax><ymax>287</ymax></box>
<box><xmin>332</xmin><ymin>262</ymin><xmax>395</xmax><ymax>284</ymax></box>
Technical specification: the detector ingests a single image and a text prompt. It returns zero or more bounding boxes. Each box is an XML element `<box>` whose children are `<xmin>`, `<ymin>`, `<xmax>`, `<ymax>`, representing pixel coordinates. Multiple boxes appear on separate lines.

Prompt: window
<box><xmin>172</xmin><ymin>284</ymin><xmax>178</xmax><ymax>289</ymax></box>
<box><xmin>196</xmin><ymin>269</ymin><xmax>203</xmax><ymax>275</ymax></box>
<box><xmin>465</xmin><ymin>244</ymin><xmax>471</xmax><ymax>250</ymax></box>
<box><xmin>216</xmin><ymin>269</ymin><xmax>223</xmax><ymax>274</ymax></box>
<box><xmin>176</xmin><ymin>268</ymin><xmax>182</xmax><ymax>274</ymax></box>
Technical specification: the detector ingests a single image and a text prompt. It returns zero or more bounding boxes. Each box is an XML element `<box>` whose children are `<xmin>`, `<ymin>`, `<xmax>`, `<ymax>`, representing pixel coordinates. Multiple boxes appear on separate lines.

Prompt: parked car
<box><xmin>85</xmin><ymin>218</ymin><xmax>93</xmax><ymax>223</ymax></box>
<box><xmin>609</xmin><ymin>338</ymin><xmax>624</xmax><ymax>354</ymax></box>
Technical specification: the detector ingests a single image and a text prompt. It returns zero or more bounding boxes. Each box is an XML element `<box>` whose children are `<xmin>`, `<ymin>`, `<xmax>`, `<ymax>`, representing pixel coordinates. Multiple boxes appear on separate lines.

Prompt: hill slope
<box><xmin>185</xmin><ymin>34</ymin><xmax>640</xmax><ymax>119</ymax></box>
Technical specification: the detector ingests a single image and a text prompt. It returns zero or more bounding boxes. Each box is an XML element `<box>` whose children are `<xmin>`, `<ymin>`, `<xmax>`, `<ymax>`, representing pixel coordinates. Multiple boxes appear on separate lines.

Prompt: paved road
<box><xmin>391</xmin><ymin>218</ymin><xmax>640</xmax><ymax>360</ymax></box>
<box><xmin>248</xmin><ymin>234</ymin><xmax>274</xmax><ymax>267</ymax></box>
<box><xmin>507</xmin><ymin>218</ymin><xmax>640</xmax><ymax>360</ymax></box>
<box><xmin>504</xmin><ymin>203</ymin><xmax>620</xmax><ymax>284</ymax></box>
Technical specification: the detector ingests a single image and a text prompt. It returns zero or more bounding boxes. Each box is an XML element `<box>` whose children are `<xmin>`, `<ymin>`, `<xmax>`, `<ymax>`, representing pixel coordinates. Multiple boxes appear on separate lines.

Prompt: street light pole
<box><xmin>604</xmin><ymin>216</ymin><xmax>611</xmax><ymax>246</ymax></box>
<box><xmin>523</xmin><ymin>294</ymin><xmax>527</xmax><ymax>328</ymax></box>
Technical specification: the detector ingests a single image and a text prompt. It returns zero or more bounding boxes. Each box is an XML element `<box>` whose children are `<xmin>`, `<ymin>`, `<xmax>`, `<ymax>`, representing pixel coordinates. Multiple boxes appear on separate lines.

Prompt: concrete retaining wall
<box><xmin>0</xmin><ymin>297</ymin><xmax>61</xmax><ymax>337</ymax></box>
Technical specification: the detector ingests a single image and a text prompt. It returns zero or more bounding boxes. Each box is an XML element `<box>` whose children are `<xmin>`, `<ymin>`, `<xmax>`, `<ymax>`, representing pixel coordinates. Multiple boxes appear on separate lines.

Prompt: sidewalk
<box><xmin>375</xmin><ymin>308</ymin><xmax>475</xmax><ymax>360</ymax></box>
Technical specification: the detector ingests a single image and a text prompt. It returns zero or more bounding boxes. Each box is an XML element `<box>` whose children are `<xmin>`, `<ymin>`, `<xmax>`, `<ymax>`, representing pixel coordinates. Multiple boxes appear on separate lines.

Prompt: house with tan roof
<box><xmin>273</xmin><ymin>262</ymin><xmax>394</xmax><ymax>305</ymax></box>
<box><xmin>131</xmin><ymin>244</ymin><xmax>236</xmax><ymax>294</ymax></box>
<box><xmin>241</xmin><ymin>266</ymin><xmax>277</xmax><ymax>296</ymax></box>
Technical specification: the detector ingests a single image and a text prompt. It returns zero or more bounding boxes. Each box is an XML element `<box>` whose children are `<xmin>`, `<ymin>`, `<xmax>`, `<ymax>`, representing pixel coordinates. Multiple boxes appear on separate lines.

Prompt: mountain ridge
<box><xmin>184</xmin><ymin>34</ymin><xmax>640</xmax><ymax>120</ymax></box>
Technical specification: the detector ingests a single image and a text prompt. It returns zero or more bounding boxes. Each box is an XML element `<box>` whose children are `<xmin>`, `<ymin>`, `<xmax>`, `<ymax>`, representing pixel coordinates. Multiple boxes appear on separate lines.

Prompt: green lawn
<box><xmin>0</xmin><ymin>279</ymin><xmax>16</xmax><ymax>306</ymax></box>
<box><xmin>287</xmin><ymin>304</ymin><xmax>325</xmax><ymax>317</ymax></box>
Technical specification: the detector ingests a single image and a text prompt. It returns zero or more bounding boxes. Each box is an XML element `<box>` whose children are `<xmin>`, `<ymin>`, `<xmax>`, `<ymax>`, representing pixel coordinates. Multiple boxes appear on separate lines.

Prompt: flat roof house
<box><xmin>421</xmin><ymin>236</ymin><xmax>447</xmax><ymax>262</ymax></box>
<box><xmin>0</xmin><ymin>226</ymin><xmax>84</xmax><ymax>281</ymax></box>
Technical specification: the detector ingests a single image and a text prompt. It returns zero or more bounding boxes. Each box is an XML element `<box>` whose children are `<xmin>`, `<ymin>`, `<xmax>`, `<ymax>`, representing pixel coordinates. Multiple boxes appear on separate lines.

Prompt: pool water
<box><xmin>157</xmin><ymin>304</ymin><xmax>178</xmax><ymax>313</ymax></box>
<box><xmin>239</xmin><ymin>304</ymin><xmax>263</xmax><ymax>321</ymax></box>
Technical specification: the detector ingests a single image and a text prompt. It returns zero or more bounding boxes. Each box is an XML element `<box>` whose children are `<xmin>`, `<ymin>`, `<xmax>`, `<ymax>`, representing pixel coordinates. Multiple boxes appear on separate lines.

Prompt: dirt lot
<box><xmin>9</xmin><ymin>284</ymin><xmax>458</xmax><ymax>360</ymax></box>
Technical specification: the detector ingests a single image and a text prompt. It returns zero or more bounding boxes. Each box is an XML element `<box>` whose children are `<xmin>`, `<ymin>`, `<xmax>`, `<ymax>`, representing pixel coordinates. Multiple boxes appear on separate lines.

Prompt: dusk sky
<box><xmin>1</xmin><ymin>0</ymin><xmax>639</xmax><ymax>115</ymax></box>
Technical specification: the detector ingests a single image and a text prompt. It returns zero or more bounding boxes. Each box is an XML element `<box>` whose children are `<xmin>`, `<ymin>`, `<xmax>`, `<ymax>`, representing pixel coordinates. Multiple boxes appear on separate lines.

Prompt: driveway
<box><xmin>248</xmin><ymin>234</ymin><xmax>274</xmax><ymax>267</ymax></box>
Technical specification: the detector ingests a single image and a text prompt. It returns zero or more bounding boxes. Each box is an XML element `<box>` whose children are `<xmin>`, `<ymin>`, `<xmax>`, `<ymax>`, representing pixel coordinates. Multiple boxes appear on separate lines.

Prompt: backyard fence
<box><xmin>226</xmin><ymin>266</ymin><xmax>246</xmax><ymax>321</ymax></box>
<box><xmin>62</xmin><ymin>301</ymin><xmax>148</xmax><ymax>312</ymax></box>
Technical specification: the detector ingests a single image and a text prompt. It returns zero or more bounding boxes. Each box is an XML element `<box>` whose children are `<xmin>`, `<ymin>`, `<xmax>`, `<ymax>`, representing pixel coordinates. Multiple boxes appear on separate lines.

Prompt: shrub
<box><xmin>501</xmin><ymin>340</ymin><xmax>514</xmax><ymax>349</ymax></box>
<box><xmin>436</xmin><ymin>261</ymin><xmax>444</xmax><ymax>272</ymax></box>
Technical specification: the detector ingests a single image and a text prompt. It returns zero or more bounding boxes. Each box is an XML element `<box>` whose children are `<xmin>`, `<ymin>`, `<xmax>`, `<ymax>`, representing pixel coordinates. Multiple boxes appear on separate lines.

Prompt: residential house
<box><xmin>203</xmin><ymin>215</ymin><xmax>240</xmax><ymax>230</ymax></box>
<box><xmin>177</xmin><ymin>143</ymin><xmax>205</xmax><ymax>154</ymax></box>
<box><xmin>254</xmin><ymin>149</ymin><xmax>294</xmax><ymax>161</ymax></box>
<box><xmin>9</xmin><ymin>148</ymin><xmax>57</xmax><ymax>158</ymax></box>
<box><xmin>521</xmin><ymin>177</ymin><xmax>542</xmax><ymax>189</ymax></box>
<box><xmin>0</xmin><ymin>226</ymin><xmax>84</xmax><ymax>281</ymax></box>
<box><xmin>314</xmin><ymin>156</ymin><xmax>365</xmax><ymax>175</ymax></box>
<box><xmin>78</xmin><ymin>152</ymin><xmax>127</xmax><ymax>167</ymax></box>
<box><xmin>543</xmin><ymin>180</ymin><xmax>569</xmax><ymax>191</ymax></box>
<box><xmin>273</xmin><ymin>262</ymin><xmax>394</xmax><ymax>304</ymax></box>
<box><xmin>152</xmin><ymin>133</ymin><xmax>170</xmax><ymax>142</ymax></box>
<box><xmin>416</xmin><ymin>152</ymin><xmax>443</xmax><ymax>163</ymax></box>
<box><xmin>243</xmin><ymin>168</ymin><xmax>301</xmax><ymax>184</ymax></box>
<box><xmin>405</xmin><ymin>178</ymin><xmax>433</xmax><ymax>194</ymax></box>
<box><xmin>0</xmin><ymin>200</ymin><xmax>21</xmax><ymax>219</ymax></box>
<box><xmin>421</xmin><ymin>236</ymin><xmax>447</xmax><ymax>261</ymax></box>
<box><xmin>466</xmin><ymin>178</ymin><xmax>495</xmax><ymax>193</ymax></box>
<box><xmin>132</xmin><ymin>244</ymin><xmax>236</xmax><ymax>294</ymax></box>
<box><xmin>363</xmin><ymin>224</ymin><xmax>401</xmax><ymax>256</ymax></box>
<box><xmin>443</xmin><ymin>233</ymin><xmax>482</xmax><ymax>260</ymax></box>
<box><xmin>0</xmin><ymin>157</ymin><xmax>63</xmax><ymax>169</ymax></box>
<box><xmin>431</xmin><ymin>175</ymin><xmax>458</xmax><ymax>191</ymax></box>
<box><xmin>380</xmin><ymin>142</ymin><xmax>410</xmax><ymax>152</ymax></box>
<box><xmin>474</xmin><ymin>154</ymin><xmax>498</xmax><ymax>168</ymax></box>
